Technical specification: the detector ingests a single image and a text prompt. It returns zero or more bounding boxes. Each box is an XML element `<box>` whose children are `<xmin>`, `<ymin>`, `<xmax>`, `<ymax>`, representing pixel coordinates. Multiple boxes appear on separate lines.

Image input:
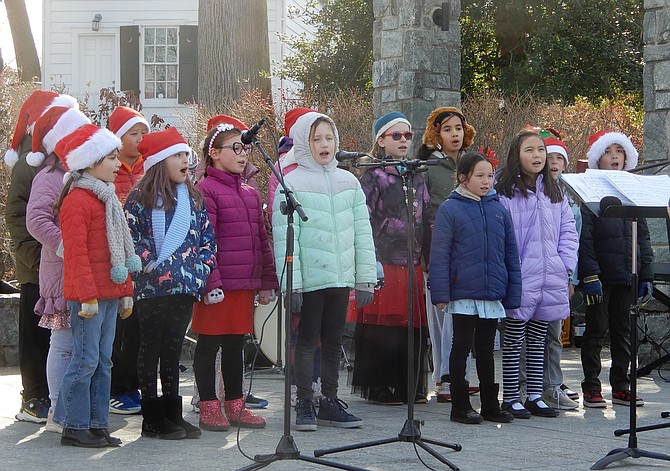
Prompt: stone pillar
<box><xmin>372</xmin><ymin>0</ymin><xmax>461</xmax><ymax>140</ymax></box>
<box><xmin>643</xmin><ymin>0</ymin><xmax>670</xmax><ymax>161</ymax></box>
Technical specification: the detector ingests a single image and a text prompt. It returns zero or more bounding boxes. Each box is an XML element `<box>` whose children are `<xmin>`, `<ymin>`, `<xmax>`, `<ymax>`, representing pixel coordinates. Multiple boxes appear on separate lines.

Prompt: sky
<box><xmin>0</xmin><ymin>0</ymin><xmax>43</xmax><ymax>68</ymax></box>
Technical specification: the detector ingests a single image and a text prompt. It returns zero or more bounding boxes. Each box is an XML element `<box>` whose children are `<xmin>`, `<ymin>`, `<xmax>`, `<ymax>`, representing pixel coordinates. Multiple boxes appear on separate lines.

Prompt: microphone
<box><xmin>335</xmin><ymin>151</ymin><xmax>367</xmax><ymax>162</ymax></box>
<box><xmin>600</xmin><ymin>196</ymin><xmax>622</xmax><ymax>213</ymax></box>
<box><xmin>240</xmin><ymin>118</ymin><xmax>266</xmax><ymax>144</ymax></box>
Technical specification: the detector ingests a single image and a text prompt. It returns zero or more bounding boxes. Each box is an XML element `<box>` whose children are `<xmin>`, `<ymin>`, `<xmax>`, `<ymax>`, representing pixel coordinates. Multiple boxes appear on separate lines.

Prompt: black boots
<box><xmin>449</xmin><ymin>383</ymin><xmax>483</xmax><ymax>424</ymax></box>
<box><xmin>141</xmin><ymin>397</ymin><xmax>187</xmax><ymax>440</ymax></box>
<box><xmin>61</xmin><ymin>428</ymin><xmax>107</xmax><ymax>447</ymax></box>
<box><xmin>164</xmin><ymin>395</ymin><xmax>202</xmax><ymax>438</ymax></box>
<box><xmin>479</xmin><ymin>383</ymin><xmax>514</xmax><ymax>423</ymax></box>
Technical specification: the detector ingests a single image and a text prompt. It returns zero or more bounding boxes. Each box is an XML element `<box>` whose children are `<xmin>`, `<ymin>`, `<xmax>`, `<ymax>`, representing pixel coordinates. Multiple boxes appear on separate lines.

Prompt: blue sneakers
<box><xmin>295</xmin><ymin>399</ymin><xmax>317</xmax><ymax>431</ymax></box>
<box><xmin>15</xmin><ymin>397</ymin><xmax>49</xmax><ymax>424</ymax></box>
<box><xmin>126</xmin><ymin>389</ymin><xmax>141</xmax><ymax>405</ymax></box>
<box><xmin>245</xmin><ymin>393</ymin><xmax>269</xmax><ymax>409</ymax></box>
<box><xmin>317</xmin><ymin>397</ymin><xmax>363</xmax><ymax>428</ymax></box>
<box><xmin>109</xmin><ymin>394</ymin><xmax>141</xmax><ymax>415</ymax></box>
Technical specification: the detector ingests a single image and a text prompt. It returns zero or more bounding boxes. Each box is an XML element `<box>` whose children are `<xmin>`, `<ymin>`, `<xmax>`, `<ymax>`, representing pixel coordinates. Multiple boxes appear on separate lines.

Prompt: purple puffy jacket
<box><xmin>498</xmin><ymin>175</ymin><xmax>579</xmax><ymax>322</ymax></box>
<box><xmin>197</xmin><ymin>166</ymin><xmax>279</xmax><ymax>293</ymax></box>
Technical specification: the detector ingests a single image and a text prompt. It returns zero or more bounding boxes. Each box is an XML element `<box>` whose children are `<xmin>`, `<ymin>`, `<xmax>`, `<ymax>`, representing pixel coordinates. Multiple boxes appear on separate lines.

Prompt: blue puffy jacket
<box><xmin>429</xmin><ymin>190</ymin><xmax>521</xmax><ymax>309</ymax></box>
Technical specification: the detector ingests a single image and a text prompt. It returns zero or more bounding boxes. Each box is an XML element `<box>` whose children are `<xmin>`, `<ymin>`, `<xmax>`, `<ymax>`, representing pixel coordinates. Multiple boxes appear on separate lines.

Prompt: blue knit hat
<box><xmin>373</xmin><ymin>112</ymin><xmax>411</xmax><ymax>141</ymax></box>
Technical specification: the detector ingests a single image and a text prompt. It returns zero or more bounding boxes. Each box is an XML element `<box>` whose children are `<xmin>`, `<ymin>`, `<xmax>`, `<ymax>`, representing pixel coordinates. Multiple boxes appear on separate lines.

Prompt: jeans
<box><xmin>543</xmin><ymin>319</ymin><xmax>564</xmax><ymax>390</ymax></box>
<box><xmin>18</xmin><ymin>283</ymin><xmax>50</xmax><ymax>400</ymax></box>
<box><xmin>294</xmin><ymin>288</ymin><xmax>349</xmax><ymax>400</ymax></box>
<box><xmin>47</xmin><ymin>328</ymin><xmax>73</xmax><ymax>405</ymax></box>
<box><xmin>53</xmin><ymin>299</ymin><xmax>117</xmax><ymax>429</ymax></box>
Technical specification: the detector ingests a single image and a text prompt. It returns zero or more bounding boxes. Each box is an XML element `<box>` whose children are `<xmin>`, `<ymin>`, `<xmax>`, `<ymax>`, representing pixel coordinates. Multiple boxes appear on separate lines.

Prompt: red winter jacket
<box><xmin>114</xmin><ymin>157</ymin><xmax>144</xmax><ymax>205</ymax></box>
<box><xmin>196</xmin><ymin>166</ymin><xmax>278</xmax><ymax>293</ymax></box>
<box><xmin>60</xmin><ymin>188</ymin><xmax>133</xmax><ymax>302</ymax></box>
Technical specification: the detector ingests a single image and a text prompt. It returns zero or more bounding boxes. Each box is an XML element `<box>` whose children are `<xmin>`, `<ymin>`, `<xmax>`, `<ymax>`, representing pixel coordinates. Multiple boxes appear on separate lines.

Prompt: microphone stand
<box><xmin>236</xmin><ymin>133</ymin><xmax>367</xmax><ymax>471</ymax></box>
<box><xmin>314</xmin><ymin>158</ymin><xmax>462</xmax><ymax>471</ymax></box>
<box><xmin>589</xmin><ymin>203</ymin><xmax>670</xmax><ymax>470</ymax></box>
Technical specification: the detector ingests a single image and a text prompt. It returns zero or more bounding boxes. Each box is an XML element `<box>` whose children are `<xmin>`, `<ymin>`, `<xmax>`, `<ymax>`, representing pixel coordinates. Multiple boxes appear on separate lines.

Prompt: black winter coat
<box><xmin>578</xmin><ymin>207</ymin><xmax>654</xmax><ymax>285</ymax></box>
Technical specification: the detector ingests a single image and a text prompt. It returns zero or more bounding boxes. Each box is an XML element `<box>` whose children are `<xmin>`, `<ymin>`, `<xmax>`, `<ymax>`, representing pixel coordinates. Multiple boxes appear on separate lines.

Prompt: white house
<box><xmin>41</xmin><ymin>0</ymin><xmax>314</xmax><ymax>126</ymax></box>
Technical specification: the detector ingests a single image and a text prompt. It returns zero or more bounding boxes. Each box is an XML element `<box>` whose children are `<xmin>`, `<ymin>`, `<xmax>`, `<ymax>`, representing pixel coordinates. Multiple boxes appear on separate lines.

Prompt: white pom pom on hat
<box><xmin>4</xmin><ymin>91</ymin><xmax>78</xmax><ymax>168</ymax></box>
<box><xmin>26</xmin><ymin>106</ymin><xmax>91</xmax><ymax>167</ymax></box>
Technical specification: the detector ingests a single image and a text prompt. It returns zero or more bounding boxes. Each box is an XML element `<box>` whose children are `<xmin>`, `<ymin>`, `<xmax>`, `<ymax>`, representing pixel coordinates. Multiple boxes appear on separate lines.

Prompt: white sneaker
<box><xmin>45</xmin><ymin>408</ymin><xmax>62</xmax><ymax>433</ymax></box>
<box><xmin>542</xmin><ymin>388</ymin><xmax>578</xmax><ymax>410</ymax></box>
<box><xmin>436</xmin><ymin>382</ymin><xmax>451</xmax><ymax>403</ymax></box>
<box><xmin>290</xmin><ymin>385</ymin><xmax>297</xmax><ymax>407</ymax></box>
<box><xmin>312</xmin><ymin>381</ymin><xmax>324</xmax><ymax>402</ymax></box>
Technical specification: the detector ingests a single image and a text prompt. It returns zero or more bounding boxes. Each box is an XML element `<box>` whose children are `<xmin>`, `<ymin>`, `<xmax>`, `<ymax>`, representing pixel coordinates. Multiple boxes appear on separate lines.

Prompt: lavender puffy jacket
<box><xmin>26</xmin><ymin>162</ymin><xmax>67</xmax><ymax>316</ymax></box>
<box><xmin>498</xmin><ymin>175</ymin><xmax>579</xmax><ymax>322</ymax></box>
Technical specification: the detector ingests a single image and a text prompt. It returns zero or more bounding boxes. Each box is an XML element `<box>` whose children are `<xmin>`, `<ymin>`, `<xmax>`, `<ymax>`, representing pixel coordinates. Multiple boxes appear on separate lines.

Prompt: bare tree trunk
<box><xmin>198</xmin><ymin>0</ymin><xmax>272</xmax><ymax>108</ymax></box>
<box><xmin>4</xmin><ymin>0</ymin><xmax>40</xmax><ymax>82</ymax></box>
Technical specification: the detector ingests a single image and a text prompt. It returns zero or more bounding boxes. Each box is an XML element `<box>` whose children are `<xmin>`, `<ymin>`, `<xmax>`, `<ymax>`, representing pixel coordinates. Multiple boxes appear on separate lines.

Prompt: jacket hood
<box><xmin>291</xmin><ymin>112</ymin><xmax>340</xmax><ymax>172</ymax></box>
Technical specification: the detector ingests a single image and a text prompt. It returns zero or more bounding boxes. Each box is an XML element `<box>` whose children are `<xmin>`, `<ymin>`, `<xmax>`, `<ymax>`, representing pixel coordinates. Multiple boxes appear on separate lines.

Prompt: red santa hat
<box><xmin>108</xmin><ymin>106</ymin><xmax>150</xmax><ymax>138</ymax></box>
<box><xmin>139</xmin><ymin>127</ymin><xmax>191</xmax><ymax>172</ymax></box>
<box><xmin>586</xmin><ymin>130</ymin><xmax>638</xmax><ymax>170</ymax></box>
<box><xmin>26</xmin><ymin>107</ymin><xmax>91</xmax><ymax>167</ymax></box>
<box><xmin>284</xmin><ymin>107</ymin><xmax>316</xmax><ymax>137</ymax></box>
<box><xmin>543</xmin><ymin>135</ymin><xmax>569</xmax><ymax>166</ymax></box>
<box><xmin>55</xmin><ymin>124</ymin><xmax>122</xmax><ymax>173</ymax></box>
<box><xmin>4</xmin><ymin>91</ymin><xmax>78</xmax><ymax>167</ymax></box>
<box><xmin>207</xmin><ymin>114</ymin><xmax>248</xmax><ymax>132</ymax></box>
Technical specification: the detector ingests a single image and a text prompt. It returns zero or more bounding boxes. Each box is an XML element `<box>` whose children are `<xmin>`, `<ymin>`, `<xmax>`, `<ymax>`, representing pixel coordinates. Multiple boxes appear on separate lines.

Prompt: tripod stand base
<box><xmin>314</xmin><ymin>419</ymin><xmax>462</xmax><ymax>471</ymax></box>
<box><xmin>237</xmin><ymin>434</ymin><xmax>369</xmax><ymax>471</ymax></box>
<box><xmin>591</xmin><ymin>447</ymin><xmax>670</xmax><ymax>470</ymax></box>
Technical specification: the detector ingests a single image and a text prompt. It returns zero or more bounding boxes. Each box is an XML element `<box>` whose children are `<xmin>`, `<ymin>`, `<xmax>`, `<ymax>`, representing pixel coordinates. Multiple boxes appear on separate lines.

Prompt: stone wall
<box><xmin>643</xmin><ymin>0</ymin><xmax>670</xmax><ymax>162</ymax></box>
<box><xmin>372</xmin><ymin>0</ymin><xmax>461</xmax><ymax>141</ymax></box>
<box><xmin>0</xmin><ymin>294</ymin><xmax>20</xmax><ymax>367</ymax></box>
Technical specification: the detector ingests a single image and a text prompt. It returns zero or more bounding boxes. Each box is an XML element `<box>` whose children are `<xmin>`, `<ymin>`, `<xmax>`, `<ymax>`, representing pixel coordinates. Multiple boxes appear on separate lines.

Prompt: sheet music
<box><xmin>561</xmin><ymin>170</ymin><xmax>670</xmax><ymax>207</ymax></box>
<box><xmin>594</xmin><ymin>170</ymin><xmax>670</xmax><ymax>207</ymax></box>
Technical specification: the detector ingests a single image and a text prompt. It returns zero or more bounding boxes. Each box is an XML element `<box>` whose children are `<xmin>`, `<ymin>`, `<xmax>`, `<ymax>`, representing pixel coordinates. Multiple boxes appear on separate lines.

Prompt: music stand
<box><xmin>235</xmin><ymin>130</ymin><xmax>368</xmax><ymax>471</ymax></box>
<box><xmin>586</xmin><ymin>202</ymin><xmax>670</xmax><ymax>470</ymax></box>
<box><xmin>314</xmin><ymin>159</ymin><xmax>462</xmax><ymax>471</ymax></box>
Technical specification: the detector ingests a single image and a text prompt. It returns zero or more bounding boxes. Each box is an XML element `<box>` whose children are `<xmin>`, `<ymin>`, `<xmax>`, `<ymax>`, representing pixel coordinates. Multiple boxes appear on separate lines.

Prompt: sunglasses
<box><xmin>382</xmin><ymin>131</ymin><xmax>413</xmax><ymax>141</ymax></box>
<box><xmin>216</xmin><ymin>142</ymin><xmax>253</xmax><ymax>155</ymax></box>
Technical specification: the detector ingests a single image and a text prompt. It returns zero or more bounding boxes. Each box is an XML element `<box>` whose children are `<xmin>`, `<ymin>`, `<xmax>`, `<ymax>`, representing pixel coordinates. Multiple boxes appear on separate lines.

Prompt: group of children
<box><xmin>348</xmin><ymin>107</ymin><xmax>651</xmax><ymax>426</ymax></box>
<box><xmin>6</xmin><ymin>89</ymin><xmax>652</xmax><ymax>445</ymax></box>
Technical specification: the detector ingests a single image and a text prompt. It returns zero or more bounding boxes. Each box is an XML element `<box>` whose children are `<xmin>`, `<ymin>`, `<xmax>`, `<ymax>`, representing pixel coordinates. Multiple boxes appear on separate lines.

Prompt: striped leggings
<box><xmin>502</xmin><ymin>318</ymin><xmax>548</xmax><ymax>402</ymax></box>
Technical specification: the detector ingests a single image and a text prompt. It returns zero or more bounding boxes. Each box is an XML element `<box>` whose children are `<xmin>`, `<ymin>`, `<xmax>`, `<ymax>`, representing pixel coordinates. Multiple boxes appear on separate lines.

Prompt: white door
<box><xmin>77</xmin><ymin>34</ymin><xmax>116</xmax><ymax>112</ymax></box>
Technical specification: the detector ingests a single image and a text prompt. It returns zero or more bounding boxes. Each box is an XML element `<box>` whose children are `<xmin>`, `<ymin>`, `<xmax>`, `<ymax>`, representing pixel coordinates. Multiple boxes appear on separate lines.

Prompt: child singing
<box><xmin>495</xmin><ymin>130</ymin><xmax>578</xmax><ymax>419</ymax></box>
<box><xmin>53</xmin><ymin>124</ymin><xmax>139</xmax><ymax>447</ymax></box>
<box><xmin>191</xmin><ymin>115</ymin><xmax>278</xmax><ymax>431</ymax></box>
<box><xmin>272</xmin><ymin>112</ymin><xmax>377</xmax><ymax>431</ymax></box>
<box><xmin>124</xmin><ymin>127</ymin><xmax>218</xmax><ymax>439</ymax></box>
<box><xmin>430</xmin><ymin>152</ymin><xmax>520</xmax><ymax>424</ymax></box>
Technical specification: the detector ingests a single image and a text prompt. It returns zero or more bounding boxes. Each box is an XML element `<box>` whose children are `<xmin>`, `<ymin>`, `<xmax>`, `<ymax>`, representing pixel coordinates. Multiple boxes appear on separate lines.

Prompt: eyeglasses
<box><xmin>382</xmin><ymin>131</ymin><xmax>413</xmax><ymax>141</ymax></box>
<box><xmin>216</xmin><ymin>142</ymin><xmax>253</xmax><ymax>155</ymax></box>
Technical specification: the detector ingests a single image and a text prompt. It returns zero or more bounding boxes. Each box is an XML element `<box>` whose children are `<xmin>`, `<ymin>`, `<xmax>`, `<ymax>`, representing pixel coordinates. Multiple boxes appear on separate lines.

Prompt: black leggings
<box><xmin>136</xmin><ymin>295</ymin><xmax>194</xmax><ymax>399</ymax></box>
<box><xmin>449</xmin><ymin>314</ymin><xmax>498</xmax><ymax>387</ymax></box>
<box><xmin>193</xmin><ymin>334</ymin><xmax>245</xmax><ymax>401</ymax></box>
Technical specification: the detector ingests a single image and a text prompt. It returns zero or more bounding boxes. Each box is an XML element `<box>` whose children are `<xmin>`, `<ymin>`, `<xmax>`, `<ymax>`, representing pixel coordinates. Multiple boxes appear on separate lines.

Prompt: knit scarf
<box><xmin>147</xmin><ymin>182</ymin><xmax>191</xmax><ymax>272</ymax></box>
<box><xmin>72</xmin><ymin>172</ymin><xmax>141</xmax><ymax>283</ymax></box>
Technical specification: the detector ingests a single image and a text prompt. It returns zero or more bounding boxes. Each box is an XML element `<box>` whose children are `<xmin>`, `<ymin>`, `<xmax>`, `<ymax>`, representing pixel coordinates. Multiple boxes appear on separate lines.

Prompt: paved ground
<box><xmin>1</xmin><ymin>348</ymin><xmax>670</xmax><ymax>471</ymax></box>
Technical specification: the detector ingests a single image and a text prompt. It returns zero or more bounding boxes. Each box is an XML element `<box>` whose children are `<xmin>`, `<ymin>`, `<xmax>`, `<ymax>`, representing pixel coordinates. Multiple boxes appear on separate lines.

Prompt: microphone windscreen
<box><xmin>599</xmin><ymin>196</ymin><xmax>622</xmax><ymax>212</ymax></box>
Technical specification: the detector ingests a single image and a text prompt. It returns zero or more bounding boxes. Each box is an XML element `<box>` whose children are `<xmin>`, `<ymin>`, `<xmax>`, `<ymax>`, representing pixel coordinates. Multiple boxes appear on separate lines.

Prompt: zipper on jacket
<box><xmin>480</xmin><ymin>200</ymin><xmax>489</xmax><ymax>295</ymax></box>
<box><xmin>324</xmin><ymin>167</ymin><xmax>343</xmax><ymax>279</ymax></box>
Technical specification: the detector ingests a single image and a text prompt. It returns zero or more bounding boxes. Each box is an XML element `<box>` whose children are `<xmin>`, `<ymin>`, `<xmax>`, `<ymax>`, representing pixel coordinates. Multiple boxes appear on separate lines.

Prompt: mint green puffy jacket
<box><xmin>272</xmin><ymin>112</ymin><xmax>377</xmax><ymax>293</ymax></box>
